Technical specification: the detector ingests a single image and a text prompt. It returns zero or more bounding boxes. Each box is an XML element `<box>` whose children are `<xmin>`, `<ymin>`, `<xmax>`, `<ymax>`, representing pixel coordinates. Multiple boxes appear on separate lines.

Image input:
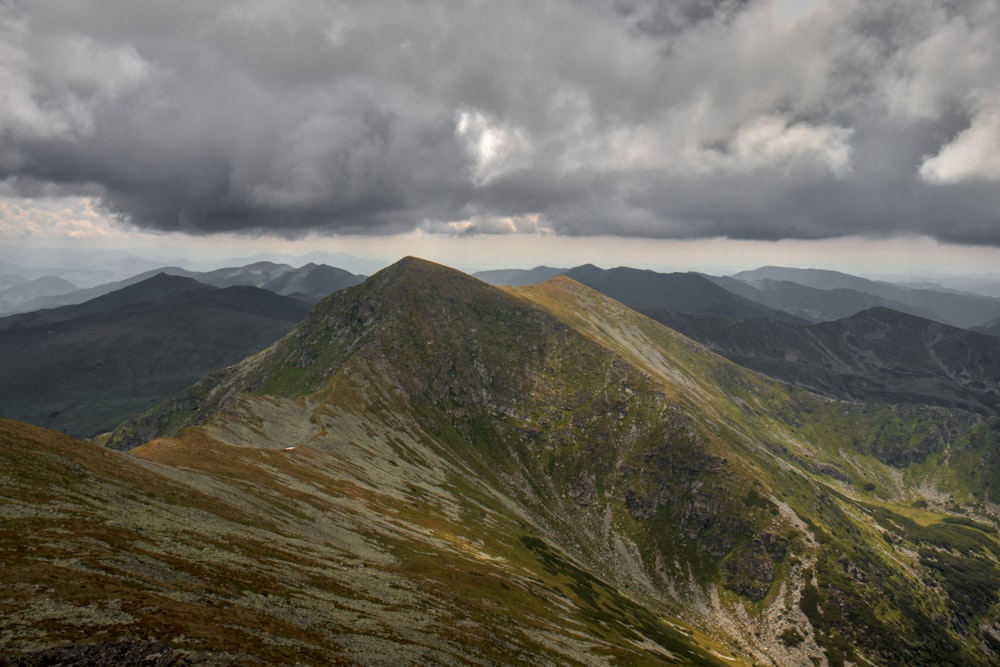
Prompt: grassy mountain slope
<box><xmin>0</xmin><ymin>275</ymin><xmax>310</xmax><ymax>438</ymax></box>
<box><xmin>9</xmin><ymin>258</ymin><xmax>1000</xmax><ymax>665</ymax></box>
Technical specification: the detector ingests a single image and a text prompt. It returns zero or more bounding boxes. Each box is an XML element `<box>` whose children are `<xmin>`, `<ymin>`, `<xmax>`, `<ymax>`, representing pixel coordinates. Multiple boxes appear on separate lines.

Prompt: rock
<box><xmin>3</xmin><ymin>639</ymin><xmax>191</xmax><ymax>666</ymax></box>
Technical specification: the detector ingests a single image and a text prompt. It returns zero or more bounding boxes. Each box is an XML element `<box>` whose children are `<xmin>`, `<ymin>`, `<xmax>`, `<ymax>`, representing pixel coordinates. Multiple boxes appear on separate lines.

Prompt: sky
<box><xmin>3</xmin><ymin>0</ymin><xmax>1000</xmax><ymax>276</ymax></box>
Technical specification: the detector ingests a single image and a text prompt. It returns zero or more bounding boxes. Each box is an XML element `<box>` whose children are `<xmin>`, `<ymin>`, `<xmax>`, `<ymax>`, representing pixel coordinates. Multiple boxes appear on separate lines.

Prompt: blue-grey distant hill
<box><xmin>0</xmin><ymin>275</ymin><xmax>78</xmax><ymax>313</ymax></box>
<box><xmin>647</xmin><ymin>306</ymin><xmax>1000</xmax><ymax>416</ymax></box>
<box><xmin>563</xmin><ymin>265</ymin><xmax>805</xmax><ymax>321</ymax></box>
<box><xmin>707</xmin><ymin>275</ymin><xmax>940</xmax><ymax>323</ymax></box>
<box><xmin>0</xmin><ymin>273</ymin><xmax>312</xmax><ymax>438</ymax></box>
<box><xmin>973</xmin><ymin>315</ymin><xmax>1000</xmax><ymax>337</ymax></box>
<box><xmin>732</xmin><ymin>266</ymin><xmax>1000</xmax><ymax>329</ymax></box>
<box><xmin>477</xmin><ymin>264</ymin><xmax>805</xmax><ymax>322</ymax></box>
<box><xmin>4</xmin><ymin>261</ymin><xmax>364</xmax><ymax>314</ymax></box>
<box><xmin>474</xmin><ymin>266</ymin><xmax>566</xmax><ymax>286</ymax></box>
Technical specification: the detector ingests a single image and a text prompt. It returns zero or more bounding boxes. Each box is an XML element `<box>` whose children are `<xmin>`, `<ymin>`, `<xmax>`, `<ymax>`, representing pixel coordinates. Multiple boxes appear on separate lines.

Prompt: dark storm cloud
<box><xmin>2</xmin><ymin>0</ymin><xmax>1000</xmax><ymax>243</ymax></box>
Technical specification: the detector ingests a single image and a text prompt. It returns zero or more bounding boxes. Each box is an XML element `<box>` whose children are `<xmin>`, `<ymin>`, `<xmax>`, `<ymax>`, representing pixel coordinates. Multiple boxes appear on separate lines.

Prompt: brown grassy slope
<box><xmin>1</xmin><ymin>417</ymin><xmax>739</xmax><ymax>666</ymax></box>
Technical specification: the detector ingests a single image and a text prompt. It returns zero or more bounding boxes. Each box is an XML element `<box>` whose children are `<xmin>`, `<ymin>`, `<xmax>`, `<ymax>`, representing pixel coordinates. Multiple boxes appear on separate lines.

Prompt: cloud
<box><xmin>2</xmin><ymin>0</ymin><xmax>1000</xmax><ymax>244</ymax></box>
<box><xmin>919</xmin><ymin>108</ymin><xmax>1000</xmax><ymax>184</ymax></box>
<box><xmin>0</xmin><ymin>194</ymin><xmax>113</xmax><ymax>239</ymax></box>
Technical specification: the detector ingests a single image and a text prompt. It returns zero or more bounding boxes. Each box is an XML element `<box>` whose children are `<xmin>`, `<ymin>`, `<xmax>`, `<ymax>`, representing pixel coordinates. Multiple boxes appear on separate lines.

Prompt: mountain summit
<box><xmin>6</xmin><ymin>257</ymin><xmax>1000</xmax><ymax>665</ymax></box>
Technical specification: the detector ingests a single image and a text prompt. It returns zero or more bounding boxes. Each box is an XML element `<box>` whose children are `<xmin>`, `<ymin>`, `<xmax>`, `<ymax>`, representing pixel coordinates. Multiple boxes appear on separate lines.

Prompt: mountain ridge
<box><xmin>4</xmin><ymin>257</ymin><xmax>1000</xmax><ymax>665</ymax></box>
<box><xmin>732</xmin><ymin>265</ymin><xmax>1000</xmax><ymax>328</ymax></box>
<box><xmin>4</xmin><ymin>262</ymin><xmax>365</xmax><ymax>314</ymax></box>
<box><xmin>0</xmin><ymin>274</ymin><xmax>311</xmax><ymax>437</ymax></box>
<box><xmin>645</xmin><ymin>305</ymin><xmax>1000</xmax><ymax>415</ymax></box>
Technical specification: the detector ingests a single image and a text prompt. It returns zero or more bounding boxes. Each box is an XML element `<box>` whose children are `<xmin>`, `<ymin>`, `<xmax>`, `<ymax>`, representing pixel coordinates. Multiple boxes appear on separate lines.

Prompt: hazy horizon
<box><xmin>5</xmin><ymin>234</ymin><xmax>1000</xmax><ymax>289</ymax></box>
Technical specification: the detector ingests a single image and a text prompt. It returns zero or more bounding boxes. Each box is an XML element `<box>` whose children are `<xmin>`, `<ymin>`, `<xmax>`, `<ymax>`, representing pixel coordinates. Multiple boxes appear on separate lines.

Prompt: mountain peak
<box><xmin>85</xmin><ymin>272</ymin><xmax>211</xmax><ymax>307</ymax></box>
<box><xmin>357</xmin><ymin>256</ymin><xmax>488</xmax><ymax>299</ymax></box>
<box><xmin>89</xmin><ymin>259</ymin><xmax>1000</xmax><ymax>665</ymax></box>
<box><xmin>382</xmin><ymin>255</ymin><xmax>460</xmax><ymax>277</ymax></box>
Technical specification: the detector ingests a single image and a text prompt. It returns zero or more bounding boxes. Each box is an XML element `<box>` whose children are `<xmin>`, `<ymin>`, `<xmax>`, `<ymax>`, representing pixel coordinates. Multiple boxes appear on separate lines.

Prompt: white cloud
<box><xmin>880</xmin><ymin>0</ymin><xmax>1000</xmax><ymax>121</ymax></box>
<box><xmin>455</xmin><ymin>109</ymin><xmax>534</xmax><ymax>186</ymax></box>
<box><xmin>0</xmin><ymin>196</ymin><xmax>115</xmax><ymax>239</ymax></box>
<box><xmin>919</xmin><ymin>107</ymin><xmax>1000</xmax><ymax>183</ymax></box>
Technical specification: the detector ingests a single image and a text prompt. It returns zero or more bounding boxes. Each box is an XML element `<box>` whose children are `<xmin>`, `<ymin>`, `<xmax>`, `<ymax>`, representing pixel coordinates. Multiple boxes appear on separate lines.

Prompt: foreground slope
<box><xmin>8</xmin><ymin>258</ymin><xmax>1000</xmax><ymax>665</ymax></box>
<box><xmin>3</xmin><ymin>416</ymin><xmax>735</xmax><ymax>665</ymax></box>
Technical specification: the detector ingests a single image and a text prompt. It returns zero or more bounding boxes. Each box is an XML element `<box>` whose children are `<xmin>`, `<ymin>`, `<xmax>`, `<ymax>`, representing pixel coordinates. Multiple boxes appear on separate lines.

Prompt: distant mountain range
<box><xmin>6</xmin><ymin>258</ymin><xmax>1000</xmax><ymax>665</ymax></box>
<box><xmin>648</xmin><ymin>306</ymin><xmax>1000</xmax><ymax>416</ymax></box>
<box><xmin>473</xmin><ymin>265</ymin><xmax>566</xmax><ymax>286</ymax></box>
<box><xmin>0</xmin><ymin>274</ymin><xmax>79</xmax><ymax>312</ymax></box>
<box><xmin>6</xmin><ymin>258</ymin><xmax>1000</xmax><ymax>444</ymax></box>
<box><xmin>478</xmin><ymin>263</ymin><xmax>1000</xmax><ymax>330</ymax></box>
<box><xmin>477</xmin><ymin>265</ymin><xmax>805</xmax><ymax>322</ymax></box>
<box><xmin>732</xmin><ymin>266</ymin><xmax>1000</xmax><ymax>328</ymax></box>
<box><xmin>1</xmin><ymin>261</ymin><xmax>365</xmax><ymax>314</ymax></box>
<box><xmin>562</xmin><ymin>265</ymin><xmax>806</xmax><ymax>322</ymax></box>
<box><xmin>705</xmin><ymin>275</ymin><xmax>941</xmax><ymax>322</ymax></box>
<box><xmin>0</xmin><ymin>273</ymin><xmax>312</xmax><ymax>437</ymax></box>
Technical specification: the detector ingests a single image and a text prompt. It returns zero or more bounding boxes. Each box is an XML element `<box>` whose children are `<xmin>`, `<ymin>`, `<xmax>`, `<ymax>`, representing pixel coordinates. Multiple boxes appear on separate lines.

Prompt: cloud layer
<box><xmin>2</xmin><ymin>0</ymin><xmax>1000</xmax><ymax>243</ymax></box>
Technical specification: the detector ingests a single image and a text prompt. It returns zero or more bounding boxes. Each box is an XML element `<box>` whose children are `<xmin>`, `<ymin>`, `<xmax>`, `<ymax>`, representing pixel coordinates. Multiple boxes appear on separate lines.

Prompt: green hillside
<box><xmin>6</xmin><ymin>258</ymin><xmax>1000</xmax><ymax>665</ymax></box>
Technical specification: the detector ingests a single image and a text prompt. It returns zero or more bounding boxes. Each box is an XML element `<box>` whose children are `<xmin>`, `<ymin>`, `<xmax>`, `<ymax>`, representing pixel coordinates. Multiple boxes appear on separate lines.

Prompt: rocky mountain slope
<box><xmin>5</xmin><ymin>258</ymin><xmax>1000</xmax><ymax>665</ymax></box>
<box><xmin>0</xmin><ymin>274</ymin><xmax>310</xmax><ymax>438</ymax></box>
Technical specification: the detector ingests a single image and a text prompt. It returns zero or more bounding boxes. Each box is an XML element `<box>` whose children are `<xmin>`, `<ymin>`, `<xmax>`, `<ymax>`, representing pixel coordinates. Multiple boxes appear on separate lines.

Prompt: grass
<box><xmin>65</xmin><ymin>260</ymin><xmax>1000</xmax><ymax>665</ymax></box>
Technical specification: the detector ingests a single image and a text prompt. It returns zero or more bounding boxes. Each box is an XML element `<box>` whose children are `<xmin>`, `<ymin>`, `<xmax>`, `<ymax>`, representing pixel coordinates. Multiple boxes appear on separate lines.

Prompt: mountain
<box><xmin>563</xmin><ymin>264</ymin><xmax>805</xmax><ymax>322</ymax></box>
<box><xmin>709</xmin><ymin>275</ymin><xmax>940</xmax><ymax>322</ymax></box>
<box><xmin>0</xmin><ymin>273</ymin><xmax>212</xmax><ymax>331</ymax></box>
<box><xmin>1</xmin><ymin>266</ymin><xmax>204</xmax><ymax>313</ymax></box>
<box><xmin>734</xmin><ymin>266</ymin><xmax>1000</xmax><ymax>328</ymax></box>
<box><xmin>217</xmin><ymin>250</ymin><xmax>387</xmax><ymax>276</ymax></box>
<box><xmin>646</xmin><ymin>306</ymin><xmax>1000</xmax><ymax>416</ymax></box>
<box><xmin>0</xmin><ymin>247</ymin><xmax>174</xmax><ymax>288</ymax></box>
<box><xmin>0</xmin><ymin>274</ymin><xmax>311</xmax><ymax>438</ymax></box>
<box><xmin>0</xmin><ymin>275</ymin><xmax>78</xmax><ymax>312</ymax></box>
<box><xmin>5</xmin><ymin>262</ymin><xmax>366</xmax><ymax>314</ymax></box>
<box><xmin>18</xmin><ymin>258</ymin><xmax>983</xmax><ymax>665</ymax></box>
<box><xmin>972</xmin><ymin>282</ymin><xmax>1000</xmax><ymax>299</ymax></box>
<box><xmin>258</xmin><ymin>262</ymin><xmax>365</xmax><ymax>299</ymax></box>
<box><xmin>197</xmin><ymin>260</ymin><xmax>302</xmax><ymax>288</ymax></box>
<box><xmin>474</xmin><ymin>265</ymin><xmax>567</xmax><ymax>285</ymax></box>
<box><xmin>975</xmin><ymin>316</ymin><xmax>1000</xmax><ymax>337</ymax></box>
<box><xmin>195</xmin><ymin>261</ymin><xmax>364</xmax><ymax>298</ymax></box>
<box><xmin>0</xmin><ymin>274</ymin><xmax>28</xmax><ymax>291</ymax></box>
<box><xmin>733</xmin><ymin>266</ymin><xmax>884</xmax><ymax>292</ymax></box>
